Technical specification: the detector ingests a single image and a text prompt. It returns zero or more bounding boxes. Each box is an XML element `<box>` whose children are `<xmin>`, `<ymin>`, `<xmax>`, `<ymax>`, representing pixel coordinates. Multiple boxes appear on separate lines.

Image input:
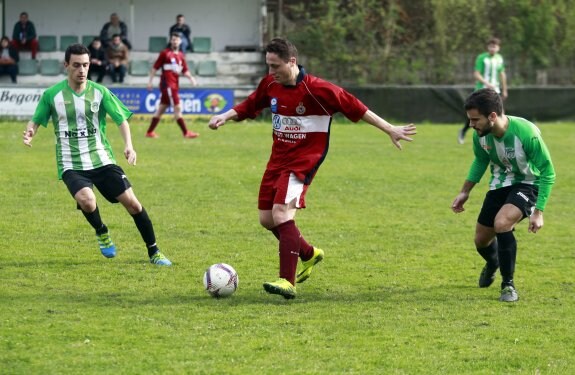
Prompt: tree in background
<box><xmin>282</xmin><ymin>0</ymin><xmax>575</xmax><ymax>85</ymax></box>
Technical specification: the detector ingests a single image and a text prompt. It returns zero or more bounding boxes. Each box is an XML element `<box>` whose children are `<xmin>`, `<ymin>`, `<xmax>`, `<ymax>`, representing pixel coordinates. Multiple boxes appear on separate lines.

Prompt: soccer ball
<box><xmin>203</xmin><ymin>263</ymin><xmax>239</xmax><ymax>298</ymax></box>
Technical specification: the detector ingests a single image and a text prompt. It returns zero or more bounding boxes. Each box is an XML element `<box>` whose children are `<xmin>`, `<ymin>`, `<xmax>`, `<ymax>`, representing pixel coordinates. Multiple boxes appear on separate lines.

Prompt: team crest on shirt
<box><xmin>296</xmin><ymin>102</ymin><xmax>306</xmax><ymax>115</ymax></box>
<box><xmin>270</xmin><ymin>98</ymin><xmax>278</xmax><ymax>113</ymax></box>
<box><xmin>505</xmin><ymin>147</ymin><xmax>515</xmax><ymax>160</ymax></box>
<box><xmin>91</xmin><ymin>100</ymin><xmax>100</xmax><ymax>113</ymax></box>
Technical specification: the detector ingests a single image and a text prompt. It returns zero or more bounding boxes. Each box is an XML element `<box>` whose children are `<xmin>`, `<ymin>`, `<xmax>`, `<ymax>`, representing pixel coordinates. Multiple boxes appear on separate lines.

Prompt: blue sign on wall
<box><xmin>110</xmin><ymin>87</ymin><xmax>234</xmax><ymax>115</ymax></box>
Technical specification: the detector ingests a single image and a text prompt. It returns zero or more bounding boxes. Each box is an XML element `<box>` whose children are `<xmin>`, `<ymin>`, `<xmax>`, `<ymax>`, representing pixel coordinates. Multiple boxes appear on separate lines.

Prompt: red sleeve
<box><xmin>313</xmin><ymin>77</ymin><xmax>368</xmax><ymax>122</ymax></box>
<box><xmin>233</xmin><ymin>75</ymin><xmax>274</xmax><ymax>120</ymax></box>
<box><xmin>153</xmin><ymin>50</ymin><xmax>166</xmax><ymax>70</ymax></box>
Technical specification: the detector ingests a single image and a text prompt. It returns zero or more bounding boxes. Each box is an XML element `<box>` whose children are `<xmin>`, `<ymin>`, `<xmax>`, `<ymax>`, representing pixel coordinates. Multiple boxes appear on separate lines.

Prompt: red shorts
<box><xmin>160</xmin><ymin>86</ymin><xmax>180</xmax><ymax>106</ymax></box>
<box><xmin>258</xmin><ymin>170</ymin><xmax>309</xmax><ymax>210</ymax></box>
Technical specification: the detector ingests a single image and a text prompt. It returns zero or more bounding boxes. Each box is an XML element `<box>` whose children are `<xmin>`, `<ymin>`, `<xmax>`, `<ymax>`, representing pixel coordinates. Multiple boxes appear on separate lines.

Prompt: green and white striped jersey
<box><xmin>32</xmin><ymin>80</ymin><xmax>132</xmax><ymax>179</ymax></box>
<box><xmin>474</xmin><ymin>52</ymin><xmax>505</xmax><ymax>93</ymax></box>
<box><xmin>467</xmin><ymin>116</ymin><xmax>555</xmax><ymax>211</ymax></box>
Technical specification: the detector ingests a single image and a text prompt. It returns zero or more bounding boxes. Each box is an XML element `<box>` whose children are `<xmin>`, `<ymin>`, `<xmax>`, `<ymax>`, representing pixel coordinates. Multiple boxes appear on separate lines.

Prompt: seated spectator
<box><xmin>88</xmin><ymin>37</ymin><xmax>107</xmax><ymax>83</ymax></box>
<box><xmin>106</xmin><ymin>34</ymin><xmax>128</xmax><ymax>83</ymax></box>
<box><xmin>11</xmin><ymin>12</ymin><xmax>38</xmax><ymax>59</ymax></box>
<box><xmin>169</xmin><ymin>14</ymin><xmax>192</xmax><ymax>53</ymax></box>
<box><xmin>100</xmin><ymin>13</ymin><xmax>132</xmax><ymax>50</ymax></box>
<box><xmin>0</xmin><ymin>36</ymin><xmax>19</xmax><ymax>83</ymax></box>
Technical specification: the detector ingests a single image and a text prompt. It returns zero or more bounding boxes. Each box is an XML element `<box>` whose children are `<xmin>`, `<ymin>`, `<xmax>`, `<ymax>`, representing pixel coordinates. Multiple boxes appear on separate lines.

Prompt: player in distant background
<box><xmin>146</xmin><ymin>33</ymin><xmax>198</xmax><ymax>139</ymax></box>
<box><xmin>458</xmin><ymin>37</ymin><xmax>508</xmax><ymax>144</ymax></box>
<box><xmin>451</xmin><ymin>88</ymin><xmax>555</xmax><ymax>302</ymax></box>
<box><xmin>208</xmin><ymin>38</ymin><xmax>417</xmax><ymax>299</ymax></box>
<box><xmin>22</xmin><ymin>43</ymin><xmax>172</xmax><ymax>266</ymax></box>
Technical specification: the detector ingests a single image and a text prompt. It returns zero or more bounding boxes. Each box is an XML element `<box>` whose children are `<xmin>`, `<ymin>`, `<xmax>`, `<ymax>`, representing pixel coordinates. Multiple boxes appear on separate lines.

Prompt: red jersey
<box><xmin>234</xmin><ymin>68</ymin><xmax>368</xmax><ymax>183</ymax></box>
<box><xmin>153</xmin><ymin>48</ymin><xmax>189</xmax><ymax>89</ymax></box>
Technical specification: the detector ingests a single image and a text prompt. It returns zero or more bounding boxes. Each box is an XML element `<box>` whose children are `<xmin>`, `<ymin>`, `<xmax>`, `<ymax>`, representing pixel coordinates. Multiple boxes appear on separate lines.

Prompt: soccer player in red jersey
<box><xmin>146</xmin><ymin>33</ymin><xmax>199</xmax><ymax>138</ymax></box>
<box><xmin>208</xmin><ymin>37</ymin><xmax>417</xmax><ymax>299</ymax></box>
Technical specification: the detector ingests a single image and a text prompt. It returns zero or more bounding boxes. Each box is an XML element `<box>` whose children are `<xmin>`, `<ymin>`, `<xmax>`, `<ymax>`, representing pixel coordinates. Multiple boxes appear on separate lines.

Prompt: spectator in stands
<box><xmin>87</xmin><ymin>37</ymin><xmax>107</xmax><ymax>83</ymax></box>
<box><xmin>106</xmin><ymin>34</ymin><xmax>129</xmax><ymax>84</ymax></box>
<box><xmin>11</xmin><ymin>12</ymin><xmax>39</xmax><ymax>59</ymax></box>
<box><xmin>169</xmin><ymin>14</ymin><xmax>192</xmax><ymax>53</ymax></box>
<box><xmin>145</xmin><ymin>33</ymin><xmax>198</xmax><ymax>138</ymax></box>
<box><xmin>0</xmin><ymin>36</ymin><xmax>19</xmax><ymax>83</ymax></box>
<box><xmin>100</xmin><ymin>13</ymin><xmax>132</xmax><ymax>50</ymax></box>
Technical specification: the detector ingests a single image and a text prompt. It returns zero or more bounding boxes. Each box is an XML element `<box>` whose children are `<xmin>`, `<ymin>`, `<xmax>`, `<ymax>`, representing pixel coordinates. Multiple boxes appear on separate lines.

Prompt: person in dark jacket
<box><xmin>11</xmin><ymin>12</ymin><xmax>38</xmax><ymax>59</ymax></box>
<box><xmin>169</xmin><ymin>14</ymin><xmax>192</xmax><ymax>53</ymax></box>
<box><xmin>88</xmin><ymin>37</ymin><xmax>107</xmax><ymax>83</ymax></box>
<box><xmin>0</xmin><ymin>36</ymin><xmax>19</xmax><ymax>83</ymax></box>
<box><xmin>100</xmin><ymin>13</ymin><xmax>132</xmax><ymax>50</ymax></box>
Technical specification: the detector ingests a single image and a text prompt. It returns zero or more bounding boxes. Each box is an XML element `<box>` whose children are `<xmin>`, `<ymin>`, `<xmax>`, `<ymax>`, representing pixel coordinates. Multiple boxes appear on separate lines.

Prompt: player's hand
<box><xmin>23</xmin><ymin>128</ymin><xmax>34</xmax><ymax>147</ymax></box>
<box><xmin>528</xmin><ymin>209</ymin><xmax>544</xmax><ymax>233</ymax></box>
<box><xmin>388</xmin><ymin>124</ymin><xmax>416</xmax><ymax>150</ymax></box>
<box><xmin>208</xmin><ymin>115</ymin><xmax>226</xmax><ymax>130</ymax></box>
<box><xmin>124</xmin><ymin>148</ymin><xmax>137</xmax><ymax>166</ymax></box>
<box><xmin>146</xmin><ymin>83</ymin><xmax>153</xmax><ymax>91</ymax></box>
<box><xmin>190</xmin><ymin>76</ymin><xmax>198</xmax><ymax>87</ymax></box>
<box><xmin>451</xmin><ymin>192</ymin><xmax>469</xmax><ymax>213</ymax></box>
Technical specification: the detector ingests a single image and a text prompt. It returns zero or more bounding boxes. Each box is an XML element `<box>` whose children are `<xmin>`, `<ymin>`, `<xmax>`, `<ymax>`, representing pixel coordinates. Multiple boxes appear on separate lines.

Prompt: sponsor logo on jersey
<box><xmin>505</xmin><ymin>147</ymin><xmax>515</xmax><ymax>160</ymax></box>
<box><xmin>270</xmin><ymin>98</ymin><xmax>278</xmax><ymax>113</ymax></box>
<box><xmin>63</xmin><ymin>128</ymin><xmax>97</xmax><ymax>138</ymax></box>
<box><xmin>272</xmin><ymin>114</ymin><xmax>282</xmax><ymax>129</ymax></box>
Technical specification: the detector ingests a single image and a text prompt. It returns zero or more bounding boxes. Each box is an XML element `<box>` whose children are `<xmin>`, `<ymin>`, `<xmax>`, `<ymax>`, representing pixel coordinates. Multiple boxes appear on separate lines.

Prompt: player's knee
<box><xmin>493</xmin><ymin>217</ymin><xmax>515</xmax><ymax>233</ymax></box>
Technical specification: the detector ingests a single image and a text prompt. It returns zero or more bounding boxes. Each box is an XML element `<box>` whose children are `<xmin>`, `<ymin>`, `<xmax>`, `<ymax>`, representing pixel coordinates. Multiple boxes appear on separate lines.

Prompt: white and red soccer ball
<box><xmin>203</xmin><ymin>263</ymin><xmax>239</xmax><ymax>297</ymax></box>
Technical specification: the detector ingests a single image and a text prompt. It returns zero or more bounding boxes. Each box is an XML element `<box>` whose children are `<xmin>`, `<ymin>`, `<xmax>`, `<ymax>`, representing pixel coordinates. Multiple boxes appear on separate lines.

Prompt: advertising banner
<box><xmin>0</xmin><ymin>87</ymin><xmax>234</xmax><ymax>117</ymax></box>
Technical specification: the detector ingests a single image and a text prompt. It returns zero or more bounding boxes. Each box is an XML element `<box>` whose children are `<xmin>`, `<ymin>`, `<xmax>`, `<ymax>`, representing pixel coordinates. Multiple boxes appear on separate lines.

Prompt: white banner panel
<box><xmin>0</xmin><ymin>87</ymin><xmax>44</xmax><ymax>116</ymax></box>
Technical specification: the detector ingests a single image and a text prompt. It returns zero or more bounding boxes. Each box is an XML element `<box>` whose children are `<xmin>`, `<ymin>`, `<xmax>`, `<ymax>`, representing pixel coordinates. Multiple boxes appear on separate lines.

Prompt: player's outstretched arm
<box><xmin>23</xmin><ymin>121</ymin><xmax>39</xmax><ymax>147</ymax></box>
<box><xmin>208</xmin><ymin>109</ymin><xmax>239</xmax><ymax>130</ymax></box>
<box><xmin>361</xmin><ymin>110</ymin><xmax>416</xmax><ymax>150</ymax></box>
<box><xmin>118</xmin><ymin>121</ymin><xmax>137</xmax><ymax>165</ymax></box>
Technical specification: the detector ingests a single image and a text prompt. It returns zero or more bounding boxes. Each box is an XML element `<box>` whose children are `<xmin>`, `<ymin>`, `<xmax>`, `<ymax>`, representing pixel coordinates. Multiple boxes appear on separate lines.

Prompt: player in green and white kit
<box><xmin>452</xmin><ymin>88</ymin><xmax>555</xmax><ymax>302</ymax></box>
<box><xmin>23</xmin><ymin>43</ymin><xmax>171</xmax><ymax>266</ymax></box>
<box><xmin>458</xmin><ymin>38</ymin><xmax>508</xmax><ymax>144</ymax></box>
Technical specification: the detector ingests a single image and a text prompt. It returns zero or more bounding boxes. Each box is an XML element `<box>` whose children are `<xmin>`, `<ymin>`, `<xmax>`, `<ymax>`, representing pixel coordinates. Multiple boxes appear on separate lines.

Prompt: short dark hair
<box><xmin>176</xmin><ymin>14</ymin><xmax>184</xmax><ymax>19</ymax></box>
<box><xmin>65</xmin><ymin>43</ymin><xmax>90</xmax><ymax>63</ymax></box>
<box><xmin>488</xmin><ymin>37</ymin><xmax>501</xmax><ymax>46</ymax></box>
<box><xmin>20</xmin><ymin>12</ymin><xmax>28</xmax><ymax>17</ymax></box>
<box><xmin>265</xmin><ymin>38</ymin><xmax>298</xmax><ymax>62</ymax></box>
<box><xmin>464</xmin><ymin>88</ymin><xmax>503</xmax><ymax>117</ymax></box>
<box><xmin>170</xmin><ymin>32</ymin><xmax>181</xmax><ymax>39</ymax></box>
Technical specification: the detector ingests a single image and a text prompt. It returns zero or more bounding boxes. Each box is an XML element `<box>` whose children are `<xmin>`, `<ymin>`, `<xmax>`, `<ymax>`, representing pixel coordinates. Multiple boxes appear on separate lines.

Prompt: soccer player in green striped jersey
<box><xmin>458</xmin><ymin>38</ymin><xmax>508</xmax><ymax>144</ymax></box>
<box><xmin>451</xmin><ymin>88</ymin><xmax>555</xmax><ymax>302</ymax></box>
<box><xmin>22</xmin><ymin>43</ymin><xmax>171</xmax><ymax>266</ymax></box>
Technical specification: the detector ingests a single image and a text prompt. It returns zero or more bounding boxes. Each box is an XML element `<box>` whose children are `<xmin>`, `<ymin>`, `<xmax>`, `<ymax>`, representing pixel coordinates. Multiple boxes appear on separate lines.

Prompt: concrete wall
<box><xmin>4</xmin><ymin>0</ymin><xmax>262</xmax><ymax>51</ymax></box>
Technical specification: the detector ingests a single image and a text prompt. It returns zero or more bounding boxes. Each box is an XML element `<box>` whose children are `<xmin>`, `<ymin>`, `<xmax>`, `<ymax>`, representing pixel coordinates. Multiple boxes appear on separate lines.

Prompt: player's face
<box><xmin>467</xmin><ymin>108</ymin><xmax>495</xmax><ymax>137</ymax></box>
<box><xmin>266</xmin><ymin>52</ymin><xmax>295</xmax><ymax>85</ymax></box>
<box><xmin>170</xmin><ymin>35</ymin><xmax>181</xmax><ymax>50</ymax></box>
<box><xmin>487</xmin><ymin>43</ymin><xmax>499</xmax><ymax>55</ymax></box>
<box><xmin>65</xmin><ymin>53</ymin><xmax>90</xmax><ymax>85</ymax></box>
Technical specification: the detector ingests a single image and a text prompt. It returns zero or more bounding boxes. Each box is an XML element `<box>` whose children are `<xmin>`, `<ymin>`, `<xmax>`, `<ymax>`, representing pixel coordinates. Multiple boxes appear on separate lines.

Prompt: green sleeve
<box><xmin>525</xmin><ymin>134</ymin><xmax>555</xmax><ymax>211</ymax></box>
<box><xmin>31</xmin><ymin>91</ymin><xmax>52</xmax><ymax>127</ymax></box>
<box><xmin>466</xmin><ymin>135</ymin><xmax>489</xmax><ymax>183</ymax></box>
<box><xmin>474</xmin><ymin>53</ymin><xmax>484</xmax><ymax>72</ymax></box>
<box><xmin>102</xmin><ymin>88</ymin><xmax>133</xmax><ymax>125</ymax></box>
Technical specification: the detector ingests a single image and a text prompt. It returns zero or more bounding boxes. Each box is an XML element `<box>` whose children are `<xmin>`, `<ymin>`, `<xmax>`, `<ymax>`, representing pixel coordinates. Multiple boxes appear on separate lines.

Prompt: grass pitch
<box><xmin>0</xmin><ymin>118</ymin><xmax>573</xmax><ymax>374</ymax></box>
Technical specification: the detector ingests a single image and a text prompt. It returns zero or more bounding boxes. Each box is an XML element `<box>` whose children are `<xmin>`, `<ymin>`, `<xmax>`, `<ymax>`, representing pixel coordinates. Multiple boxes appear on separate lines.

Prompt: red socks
<box><xmin>273</xmin><ymin>220</ymin><xmax>315</xmax><ymax>285</ymax></box>
<box><xmin>147</xmin><ymin>117</ymin><xmax>160</xmax><ymax>133</ymax></box>
<box><xmin>176</xmin><ymin>117</ymin><xmax>188</xmax><ymax>134</ymax></box>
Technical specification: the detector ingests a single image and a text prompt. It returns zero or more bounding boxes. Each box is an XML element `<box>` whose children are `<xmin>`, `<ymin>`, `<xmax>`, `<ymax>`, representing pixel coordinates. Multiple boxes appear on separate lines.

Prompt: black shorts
<box><xmin>477</xmin><ymin>183</ymin><xmax>538</xmax><ymax>227</ymax></box>
<box><xmin>62</xmin><ymin>164</ymin><xmax>132</xmax><ymax>204</ymax></box>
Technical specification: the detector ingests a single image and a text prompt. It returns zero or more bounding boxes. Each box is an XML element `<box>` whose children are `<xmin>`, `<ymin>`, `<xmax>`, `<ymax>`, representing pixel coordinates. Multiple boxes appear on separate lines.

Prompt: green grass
<box><xmin>0</xmin><ymin>119</ymin><xmax>573</xmax><ymax>374</ymax></box>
